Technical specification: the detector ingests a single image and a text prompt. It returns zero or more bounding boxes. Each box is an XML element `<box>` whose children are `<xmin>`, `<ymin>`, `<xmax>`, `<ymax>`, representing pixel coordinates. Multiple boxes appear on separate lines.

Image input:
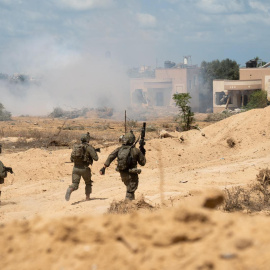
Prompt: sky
<box><xmin>0</xmin><ymin>0</ymin><xmax>269</xmax><ymax>115</ymax></box>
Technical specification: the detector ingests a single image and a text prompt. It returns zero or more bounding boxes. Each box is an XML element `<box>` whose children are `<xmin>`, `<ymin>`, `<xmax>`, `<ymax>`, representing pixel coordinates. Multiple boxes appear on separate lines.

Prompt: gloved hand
<box><xmin>4</xmin><ymin>166</ymin><xmax>13</xmax><ymax>174</ymax></box>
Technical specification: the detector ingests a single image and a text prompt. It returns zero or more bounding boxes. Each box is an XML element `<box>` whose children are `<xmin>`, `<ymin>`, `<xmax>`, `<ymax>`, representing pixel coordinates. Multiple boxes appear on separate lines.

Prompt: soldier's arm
<box><xmin>104</xmin><ymin>147</ymin><xmax>119</xmax><ymax>167</ymax></box>
<box><xmin>0</xmin><ymin>160</ymin><xmax>5</xmax><ymax>174</ymax></box>
<box><xmin>136</xmin><ymin>148</ymin><xmax>146</xmax><ymax>166</ymax></box>
<box><xmin>87</xmin><ymin>145</ymin><xmax>99</xmax><ymax>161</ymax></box>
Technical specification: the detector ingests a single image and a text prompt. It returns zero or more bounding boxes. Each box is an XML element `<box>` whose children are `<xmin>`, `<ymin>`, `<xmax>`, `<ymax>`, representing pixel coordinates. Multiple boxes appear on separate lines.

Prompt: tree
<box><xmin>49</xmin><ymin>107</ymin><xmax>65</xmax><ymax>118</ymax></box>
<box><xmin>0</xmin><ymin>103</ymin><xmax>11</xmax><ymax>121</ymax></box>
<box><xmin>245</xmin><ymin>90</ymin><xmax>268</xmax><ymax>110</ymax></box>
<box><xmin>254</xmin><ymin>56</ymin><xmax>267</xmax><ymax>67</ymax></box>
<box><xmin>200</xmin><ymin>58</ymin><xmax>240</xmax><ymax>111</ymax></box>
<box><xmin>173</xmin><ymin>93</ymin><xmax>194</xmax><ymax>131</ymax></box>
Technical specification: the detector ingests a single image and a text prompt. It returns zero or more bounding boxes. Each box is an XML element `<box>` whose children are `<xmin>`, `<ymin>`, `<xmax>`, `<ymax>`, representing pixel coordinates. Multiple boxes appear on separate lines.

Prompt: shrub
<box><xmin>173</xmin><ymin>93</ymin><xmax>194</xmax><ymax>131</ymax></box>
<box><xmin>205</xmin><ymin>111</ymin><xmax>234</xmax><ymax>122</ymax></box>
<box><xmin>127</xmin><ymin>119</ymin><xmax>137</xmax><ymax>128</ymax></box>
<box><xmin>107</xmin><ymin>196</ymin><xmax>156</xmax><ymax>214</ymax></box>
<box><xmin>245</xmin><ymin>90</ymin><xmax>268</xmax><ymax>110</ymax></box>
<box><xmin>49</xmin><ymin>107</ymin><xmax>65</xmax><ymax>118</ymax></box>
<box><xmin>227</xmin><ymin>138</ymin><xmax>236</xmax><ymax>148</ymax></box>
<box><xmin>0</xmin><ymin>103</ymin><xmax>11</xmax><ymax>121</ymax></box>
<box><xmin>223</xmin><ymin>168</ymin><xmax>270</xmax><ymax>213</ymax></box>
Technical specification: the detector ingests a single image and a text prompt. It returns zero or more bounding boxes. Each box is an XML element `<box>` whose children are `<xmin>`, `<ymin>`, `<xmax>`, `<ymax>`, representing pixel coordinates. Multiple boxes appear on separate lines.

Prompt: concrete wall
<box><xmin>130</xmin><ymin>67</ymin><xmax>200</xmax><ymax>110</ymax></box>
<box><xmin>240</xmin><ymin>68</ymin><xmax>270</xmax><ymax>90</ymax></box>
<box><xmin>213</xmin><ymin>79</ymin><xmax>261</xmax><ymax>113</ymax></box>
<box><xmin>266</xmin><ymin>76</ymin><xmax>270</xmax><ymax>99</ymax></box>
<box><xmin>155</xmin><ymin>68</ymin><xmax>187</xmax><ymax>95</ymax></box>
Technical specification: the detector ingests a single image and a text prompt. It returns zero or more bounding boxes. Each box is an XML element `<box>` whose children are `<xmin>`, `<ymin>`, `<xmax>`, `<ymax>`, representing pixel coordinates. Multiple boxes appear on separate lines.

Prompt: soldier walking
<box><xmin>100</xmin><ymin>130</ymin><xmax>146</xmax><ymax>200</ymax></box>
<box><xmin>65</xmin><ymin>132</ymin><xmax>98</xmax><ymax>201</ymax></box>
<box><xmin>0</xmin><ymin>144</ymin><xmax>13</xmax><ymax>204</ymax></box>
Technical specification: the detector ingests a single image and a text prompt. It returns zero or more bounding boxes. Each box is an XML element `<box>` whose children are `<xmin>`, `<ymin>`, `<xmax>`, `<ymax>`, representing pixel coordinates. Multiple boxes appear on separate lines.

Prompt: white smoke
<box><xmin>0</xmin><ymin>39</ymin><xmax>129</xmax><ymax>116</ymax></box>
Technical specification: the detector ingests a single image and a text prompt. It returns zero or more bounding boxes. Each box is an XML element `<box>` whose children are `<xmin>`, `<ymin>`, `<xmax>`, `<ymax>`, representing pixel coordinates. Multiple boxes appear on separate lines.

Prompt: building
<box><xmin>213</xmin><ymin>61</ymin><xmax>270</xmax><ymax>113</ymax></box>
<box><xmin>129</xmin><ymin>57</ymin><xmax>201</xmax><ymax>112</ymax></box>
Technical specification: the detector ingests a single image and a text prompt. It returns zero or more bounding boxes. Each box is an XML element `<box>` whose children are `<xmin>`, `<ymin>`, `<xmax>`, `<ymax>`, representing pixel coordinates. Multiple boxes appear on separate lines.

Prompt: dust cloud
<box><xmin>0</xmin><ymin>38</ymin><xmax>130</xmax><ymax>116</ymax></box>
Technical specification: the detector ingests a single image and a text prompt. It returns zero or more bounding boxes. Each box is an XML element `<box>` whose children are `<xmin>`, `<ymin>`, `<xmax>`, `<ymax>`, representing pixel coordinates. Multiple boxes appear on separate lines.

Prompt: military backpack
<box><xmin>71</xmin><ymin>144</ymin><xmax>87</xmax><ymax>162</ymax></box>
<box><xmin>117</xmin><ymin>145</ymin><xmax>133</xmax><ymax>171</ymax></box>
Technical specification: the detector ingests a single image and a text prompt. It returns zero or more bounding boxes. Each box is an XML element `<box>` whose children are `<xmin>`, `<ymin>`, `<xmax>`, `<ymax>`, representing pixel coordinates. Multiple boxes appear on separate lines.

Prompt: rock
<box><xmin>159</xmin><ymin>130</ymin><xmax>175</xmax><ymax>139</ymax></box>
<box><xmin>235</xmin><ymin>238</ymin><xmax>253</xmax><ymax>250</ymax></box>
<box><xmin>202</xmin><ymin>189</ymin><xmax>224</xmax><ymax>209</ymax></box>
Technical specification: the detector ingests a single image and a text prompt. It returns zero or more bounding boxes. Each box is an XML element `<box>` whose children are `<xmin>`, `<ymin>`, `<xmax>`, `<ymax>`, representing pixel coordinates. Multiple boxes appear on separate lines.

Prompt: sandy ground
<box><xmin>1</xmin><ymin>107</ymin><xmax>270</xmax><ymax>269</ymax></box>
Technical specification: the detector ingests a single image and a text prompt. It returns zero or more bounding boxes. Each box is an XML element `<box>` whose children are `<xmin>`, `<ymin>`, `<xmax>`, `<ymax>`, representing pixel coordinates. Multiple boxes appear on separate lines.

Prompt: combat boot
<box><xmin>65</xmin><ymin>187</ymin><xmax>74</xmax><ymax>201</ymax></box>
<box><xmin>125</xmin><ymin>192</ymin><xmax>135</xmax><ymax>201</ymax></box>
<box><xmin>85</xmin><ymin>194</ymin><xmax>90</xmax><ymax>201</ymax></box>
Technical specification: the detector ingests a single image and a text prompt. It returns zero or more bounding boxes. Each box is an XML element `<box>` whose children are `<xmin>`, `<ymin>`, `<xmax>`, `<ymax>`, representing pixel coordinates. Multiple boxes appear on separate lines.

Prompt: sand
<box><xmin>1</xmin><ymin>107</ymin><xmax>270</xmax><ymax>269</ymax></box>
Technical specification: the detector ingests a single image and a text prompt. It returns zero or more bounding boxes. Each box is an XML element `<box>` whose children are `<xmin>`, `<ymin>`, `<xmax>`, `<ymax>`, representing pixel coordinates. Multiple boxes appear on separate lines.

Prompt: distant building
<box><xmin>213</xmin><ymin>61</ymin><xmax>270</xmax><ymax>113</ymax></box>
<box><xmin>129</xmin><ymin>57</ymin><xmax>201</xmax><ymax>112</ymax></box>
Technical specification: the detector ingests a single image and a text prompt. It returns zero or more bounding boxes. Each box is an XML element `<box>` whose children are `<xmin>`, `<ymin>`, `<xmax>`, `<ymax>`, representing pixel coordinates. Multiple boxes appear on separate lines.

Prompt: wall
<box><xmin>130</xmin><ymin>66</ymin><xmax>200</xmax><ymax>110</ymax></box>
<box><xmin>240</xmin><ymin>68</ymin><xmax>270</xmax><ymax>89</ymax></box>
<box><xmin>213</xmin><ymin>79</ymin><xmax>261</xmax><ymax>113</ymax></box>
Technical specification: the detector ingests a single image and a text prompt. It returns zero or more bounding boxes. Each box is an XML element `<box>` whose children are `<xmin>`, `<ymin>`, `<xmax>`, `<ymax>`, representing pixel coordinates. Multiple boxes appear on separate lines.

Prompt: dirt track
<box><xmin>1</xmin><ymin>107</ymin><xmax>270</xmax><ymax>269</ymax></box>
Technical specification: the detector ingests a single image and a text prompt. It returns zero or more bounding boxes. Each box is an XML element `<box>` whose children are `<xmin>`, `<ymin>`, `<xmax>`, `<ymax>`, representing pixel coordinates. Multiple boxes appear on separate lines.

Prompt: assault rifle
<box><xmin>139</xmin><ymin>122</ymin><xmax>146</xmax><ymax>155</ymax></box>
<box><xmin>4</xmin><ymin>166</ymin><xmax>13</xmax><ymax>174</ymax></box>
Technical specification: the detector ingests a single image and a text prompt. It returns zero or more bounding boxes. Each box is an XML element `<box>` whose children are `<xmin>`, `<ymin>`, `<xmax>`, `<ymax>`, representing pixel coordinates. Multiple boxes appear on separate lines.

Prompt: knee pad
<box><xmin>70</xmin><ymin>184</ymin><xmax>79</xmax><ymax>191</ymax></box>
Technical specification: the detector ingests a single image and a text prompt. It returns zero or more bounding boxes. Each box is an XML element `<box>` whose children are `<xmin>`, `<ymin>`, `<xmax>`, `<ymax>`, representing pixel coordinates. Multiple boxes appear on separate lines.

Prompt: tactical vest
<box><xmin>117</xmin><ymin>145</ymin><xmax>133</xmax><ymax>171</ymax></box>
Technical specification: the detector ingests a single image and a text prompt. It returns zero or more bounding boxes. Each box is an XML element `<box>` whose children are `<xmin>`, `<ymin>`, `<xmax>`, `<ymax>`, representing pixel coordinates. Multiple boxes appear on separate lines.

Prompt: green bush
<box><xmin>245</xmin><ymin>90</ymin><xmax>268</xmax><ymax>110</ymax></box>
<box><xmin>173</xmin><ymin>93</ymin><xmax>194</xmax><ymax>131</ymax></box>
<box><xmin>0</xmin><ymin>103</ymin><xmax>11</xmax><ymax>121</ymax></box>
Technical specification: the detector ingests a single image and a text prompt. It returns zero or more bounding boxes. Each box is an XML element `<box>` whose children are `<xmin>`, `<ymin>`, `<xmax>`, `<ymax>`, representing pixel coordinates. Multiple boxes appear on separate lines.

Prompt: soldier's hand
<box><xmin>4</xmin><ymin>166</ymin><xmax>13</xmax><ymax>174</ymax></box>
<box><xmin>99</xmin><ymin>167</ymin><xmax>106</xmax><ymax>175</ymax></box>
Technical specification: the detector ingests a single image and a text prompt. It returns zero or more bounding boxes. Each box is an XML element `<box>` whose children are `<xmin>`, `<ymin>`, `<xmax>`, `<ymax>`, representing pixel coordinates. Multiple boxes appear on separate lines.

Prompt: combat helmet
<box><xmin>81</xmin><ymin>132</ymin><xmax>90</xmax><ymax>143</ymax></box>
<box><xmin>122</xmin><ymin>131</ymin><xmax>135</xmax><ymax>145</ymax></box>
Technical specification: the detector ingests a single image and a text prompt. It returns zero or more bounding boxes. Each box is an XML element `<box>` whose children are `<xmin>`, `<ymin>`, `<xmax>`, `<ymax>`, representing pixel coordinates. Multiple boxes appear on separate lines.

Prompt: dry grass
<box><xmin>205</xmin><ymin>112</ymin><xmax>234</xmax><ymax>122</ymax></box>
<box><xmin>223</xmin><ymin>168</ymin><xmax>270</xmax><ymax>213</ymax></box>
<box><xmin>0</xmin><ymin>118</ymin><xmax>123</xmax><ymax>152</ymax></box>
<box><xmin>107</xmin><ymin>196</ymin><xmax>157</xmax><ymax>214</ymax></box>
<box><xmin>0</xmin><ymin>115</ymin><xmax>212</xmax><ymax>153</ymax></box>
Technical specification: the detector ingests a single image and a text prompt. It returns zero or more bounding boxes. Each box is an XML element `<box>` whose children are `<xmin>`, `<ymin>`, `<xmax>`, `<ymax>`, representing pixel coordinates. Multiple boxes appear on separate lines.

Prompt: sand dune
<box><xmin>1</xmin><ymin>107</ymin><xmax>270</xmax><ymax>269</ymax></box>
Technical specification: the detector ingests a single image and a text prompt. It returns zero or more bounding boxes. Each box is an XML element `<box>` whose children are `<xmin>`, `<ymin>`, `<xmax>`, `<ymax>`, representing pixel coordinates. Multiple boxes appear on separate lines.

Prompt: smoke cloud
<box><xmin>0</xmin><ymin>38</ymin><xmax>129</xmax><ymax>116</ymax></box>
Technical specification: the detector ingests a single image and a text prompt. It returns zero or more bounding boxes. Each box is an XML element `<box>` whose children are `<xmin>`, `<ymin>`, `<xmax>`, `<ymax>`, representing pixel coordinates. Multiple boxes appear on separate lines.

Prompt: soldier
<box><xmin>65</xmin><ymin>132</ymin><xmax>99</xmax><ymax>201</ymax></box>
<box><xmin>0</xmin><ymin>144</ymin><xmax>13</xmax><ymax>203</ymax></box>
<box><xmin>99</xmin><ymin>131</ymin><xmax>146</xmax><ymax>200</ymax></box>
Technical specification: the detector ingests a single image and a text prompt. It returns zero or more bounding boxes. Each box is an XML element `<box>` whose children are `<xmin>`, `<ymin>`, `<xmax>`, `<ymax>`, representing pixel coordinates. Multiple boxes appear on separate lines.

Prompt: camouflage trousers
<box><xmin>70</xmin><ymin>166</ymin><xmax>92</xmax><ymax>196</ymax></box>
<box><xmin>0</xmin><ymin>178</ymin><xmax>4</xmax><ymax>184</ymax></box>
<box><xmin>119</xmin><ymin>171</ymin><xmax>139</xmax><ymax>200</ymax></box>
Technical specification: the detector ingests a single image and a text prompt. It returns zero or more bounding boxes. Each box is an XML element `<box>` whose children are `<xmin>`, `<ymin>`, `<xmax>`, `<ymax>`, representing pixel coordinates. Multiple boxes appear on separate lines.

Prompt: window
<box><xmin>132</xmin><ymin>89</ymin><xmax>147</xmax><ymax>104</ymax></box>
<box><xmin>215</xmin><ymin>91</ymin><xmax>230</xmax><ymax>105</ymax></box>
<box><xmin>156</xmin><ymin>92</ymin><xmax>164</xmax><ymax>106</ymax></box>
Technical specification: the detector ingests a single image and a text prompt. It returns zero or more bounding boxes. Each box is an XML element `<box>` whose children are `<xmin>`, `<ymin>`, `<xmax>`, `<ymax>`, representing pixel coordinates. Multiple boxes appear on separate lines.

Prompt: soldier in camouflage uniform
<box><xmin>100</xmin><ymin>132</ymin><xmax>146</xmax><ymax>200</ymax></box>
<box><xmin>65</xmin><ymin>133</ymin><xmax>98</xmax><ymax>201</ymax></box>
